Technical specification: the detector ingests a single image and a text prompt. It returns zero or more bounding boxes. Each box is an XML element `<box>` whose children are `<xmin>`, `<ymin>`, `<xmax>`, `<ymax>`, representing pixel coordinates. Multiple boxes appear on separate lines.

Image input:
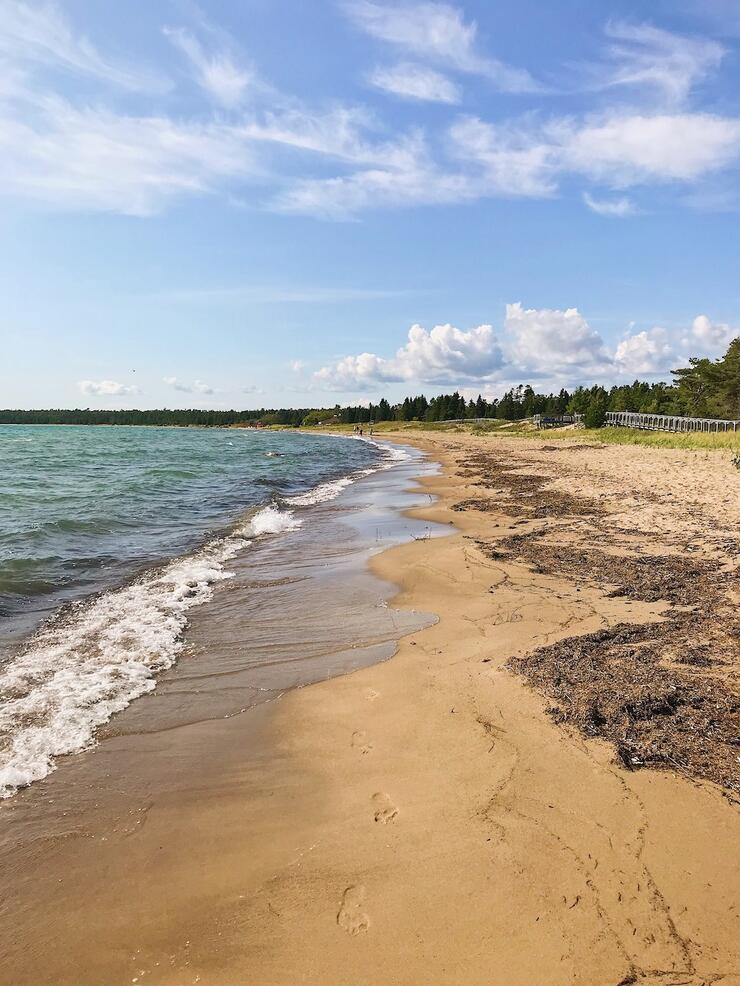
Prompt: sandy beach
<box><xmin>2</xmin><ymin>431</ymin><xmax>738</xmax><ymax>985</ymax></box>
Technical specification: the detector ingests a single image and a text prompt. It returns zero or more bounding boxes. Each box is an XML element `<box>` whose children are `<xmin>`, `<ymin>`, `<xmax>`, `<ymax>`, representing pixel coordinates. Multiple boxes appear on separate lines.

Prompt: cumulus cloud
<box><xmin>163</xmin><ymin>376</ymin><xmax>216</xmax><ymax>394</ymax></box>
<box><xmin>78</xmin><ymin>379</ymin><xmax>140</xmax><ymax>396</ymax></box>
<box><xmin>368</xmin><ymin>62</ymin><xmax>461</xmax><ymax>103</ymax></box>
<box><xmin>690</xmin><ymin>314</ymin><xmax>737</xmax><ymax>348</ymax></box>
<box><xmin>503</xmin><ymin>303</ymin><xmax>612</xmax><ymax>375</ymax></box>
<box><xmin>314</xmin><ymin>322</ymin><xmax>504</xmax><ymax>389</ymax></box>
<box><xmin>164</xmin><ymin>26</ymin><xmax>254</xmax><ymax>107</ymax></box>
<box><xmin>342</xmin><ymin>0</ymin><xmax>538</xmax><ymax>92</ymax></box>
<box><xmin>311</xmin><ymin>304</ymin><xmax>725</xmax><ymax>392</ymax></box>
<box><xmin>394</xmin><ymin>322</ymin><xmax>503</xmax><ymax>380</ymax></box>
<box><xmin>614</xmin><ymin>327</ymin><xmax>675</xmax><ymax>374</ymax></box>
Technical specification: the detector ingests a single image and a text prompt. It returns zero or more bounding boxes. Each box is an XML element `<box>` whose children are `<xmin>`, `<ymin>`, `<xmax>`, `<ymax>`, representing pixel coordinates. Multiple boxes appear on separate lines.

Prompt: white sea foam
<box><xmin>247</xmin><ymin>504</ymin><xmax>302</xmax><ymax>536</ymax></box>
<box><xmin>0</xmin><ymin>533</ymin><xmax>252</xmax><ymax>799</ymax></box>
<box><xmin>286</xmin><ymin>439</ymin><xmax>411</xmax><ymax>507</ymax></box>
<box><xmin>0</xmin><ymin>438</ymin><xmax>409</xmax><ymax>800</ymax></box>
<box><xmin>286</xmin><ymin>473</ymin><xmax>366</xmax><ymax>506</ymax></box>
<box><xmin>0</xmin><ymin>505</ymin><xmax>306</xmax><ymax>799</ymax></box>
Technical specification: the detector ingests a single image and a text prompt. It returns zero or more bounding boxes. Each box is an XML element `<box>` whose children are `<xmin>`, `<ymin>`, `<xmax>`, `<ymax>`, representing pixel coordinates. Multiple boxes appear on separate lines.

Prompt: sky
<box><xmin>1</xmin><ymin>0</ymin><xmax>740</xmax><ymax>410</ymax></box>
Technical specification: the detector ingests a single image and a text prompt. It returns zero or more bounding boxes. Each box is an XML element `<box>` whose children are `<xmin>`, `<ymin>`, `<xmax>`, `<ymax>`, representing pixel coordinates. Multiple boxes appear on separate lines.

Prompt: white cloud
<box><xmin>163</xmin><ymin>376</ymin><xmax>215</xmax><ymax>394</ymax></box>
<box><xmin>614</xmin><ymin>326</ymin><xmax>675</xmax><ymax>373</ymax></box>
<box><xmin>598</xmin><ymin>22</ymin><xmax>725</xmax><ymax>106</ymax></box>
<box><xmin>313</xmin><ymin>304</ymin><xmax>691</xmax><ymax>392</ymax></box>
<box><xmin>0</xmin><ymin>0</ymin><xmax>165</xmax><ymax>92</ymax></box>
<box><xmin>394</xmin><ymin>322</ymin><xmax>503</xmax><ymax>380</ymax></box>
<box><xmin>78</xmin><ymin>379</ymin><xmax>140</xmax><ymax>396</ymax></box>
<box><xmin>555</xmin><ymin>113</ymin><xmax>740</xmax><ymax>185</ymax></box>
<box><xmin>0</xmin><ymin>97</ymin><xmax>254</xmax><ymax>216</ymax></box>
<box><xmin>368</xmin><ymin>62</ymin><xmax>461</xmax><ymax>103</ymax></box>
<box><xmin>240</xmin><ymin>106</ymin><xmax>423</xmax><ymax>170</ymax></box>
<box><xmin>273</xmin><ymin>166</ymin><xmax>473</xmax><ymax>219</ymax></box>
<box><xmin>503</xmin><ymin>302</ymin><xmax>612</xmax><ymax>375</ymax></box>
<box><xmin>163</xmin><ymin>376</ymin><xmax>192</xmax><ymax>392</ymax></box>
<box><xmin>314</xmin><ymin>351</ymin><xmax>396</xmax><ymax>390</ymax></box>
<box><xmin>690</xmin><ymin>314</ymin><xmax>737</xmax><ymax>348</ymax></box>
<box><xmin>451</xmin><ymin>112</ymin><xmax>740</xmax><ymax>206</ymax></box>
<box><xmin>315</xmin><ymin>321</ymin><xmax>504</xmax><ymax>388</ymax></box>
<box><xmin>1</xmin><ymin>4</ymin><xmax>739</xmax><ymax>224</ymax></box>
<box><xmin>164</xmin><ymin>26</ymin><xmax>253</xmax><ymax>107</ymax></box>
<box><xmin>449</xmin><ymin>116</ymin><xmax>556</xmax><ymax>197</ymax></box>
<box><xmin>289</xmin><ymin>360</ymin><xmax>305</xmax><ymax>372</ymax></box>
<box><xmin>583</xmin><ymin>192</ymin><xmax>635</xmax><ymax>216</ymax></box>
<box><xmin>343</xmin><ymin>1</ymin><xmax>538</xmax><ymax>92</ymax></box>
<box><xmin>281</xmin><ymin>109</ymin><xmax>740</xmax><ymax>217</ymax></box>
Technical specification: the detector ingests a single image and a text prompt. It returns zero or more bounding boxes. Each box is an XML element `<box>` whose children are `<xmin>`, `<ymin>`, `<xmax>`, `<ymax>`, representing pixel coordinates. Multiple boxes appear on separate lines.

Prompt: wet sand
<box><xmin>0</xmin><ymin>447</ymin><xmax>443</xmax><ymax>984</ymax></box>
<box><xmin>2</xmin><ymin>432</ymin><xmax>739</xmax><ymax>985</ymax></box>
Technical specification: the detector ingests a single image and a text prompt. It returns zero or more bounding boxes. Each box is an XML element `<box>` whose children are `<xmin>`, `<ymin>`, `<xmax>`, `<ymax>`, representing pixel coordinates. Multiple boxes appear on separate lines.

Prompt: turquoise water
<box><xmin>0</xmin><ymin>425</ymin><xmax>397</xmax><ymax>798</ymax></box>
<box><xmin>0</xmin><ymin>425</ymin><xmax>381</xmax><ymax>648</ymax></box>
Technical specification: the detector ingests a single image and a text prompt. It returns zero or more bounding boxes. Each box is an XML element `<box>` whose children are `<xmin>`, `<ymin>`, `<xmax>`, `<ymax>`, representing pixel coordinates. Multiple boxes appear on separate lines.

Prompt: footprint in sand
<box><xmin>365</xmin><ymin>689</ymin><xmax>380</xmax><ymax>702</ymax></box>
<box><xmin>337</xmin><ymin>885</ymin><xmax>369</xmax><ymax>936</ymax></box>
<box><xmin>372</xmin><ymin>792</ymin><xmax>398</xmax><ymax>824</ymax></box>
<box><xmin>351</xmin><ymin>730</ymin><xmax>373</xmax><ymax>754</ymax></box>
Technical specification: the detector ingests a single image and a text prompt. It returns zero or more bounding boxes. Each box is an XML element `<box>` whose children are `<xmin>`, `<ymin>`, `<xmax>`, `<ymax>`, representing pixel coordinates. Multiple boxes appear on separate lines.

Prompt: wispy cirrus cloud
<box><xmin>0</xmin><ymin>3</ymin><xmax>738</xmax><ymax>223</ymax></box>
<box><xmin>164</xmin><ymin>26</ymin><xmax>254</xmax><ymax>106</ymax></box>
<box><xmin>342</xmin><ymin>0</ymin><xmax>539</xmax><ymax>92</ymax></box>
<box><xmin>277</xmin><ymin>109</ymin><xmax>740</xmax><ymax>219</ymax></box>
<box><xmin>595</xmin><ymin>21</ymin><xmax>725</xmax><ymax>106</ymax></box>
<box><xmin>583</xmin><ymin>192</ymin><xmax>635</xmax><ymax>217</ymax></box>
<box><xmin>0</xmin><ymin>97</ymin><xmax>255</xmax><ymax>216</ymax></box>
<box><xmin>368</xmin><ymin>62</ymin><xmax>461</xmax><ymax>103</ymax></box>
<box><xmin>0</xmin><ymin>0</ymin><xmax>166</xmax><ymax>92</ymax></box>
<box><xmin>450</xmin><ymin>112</ymin><xmax>740</xmax><ymax>199</ymax></box>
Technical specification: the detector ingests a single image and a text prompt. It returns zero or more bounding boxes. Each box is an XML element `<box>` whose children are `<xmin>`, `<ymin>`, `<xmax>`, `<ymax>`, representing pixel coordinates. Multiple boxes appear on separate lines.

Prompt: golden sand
<box><xmin>2</xmin><ymin>432</ymin><xmax>738</xmax><ymax>985</ymax></box>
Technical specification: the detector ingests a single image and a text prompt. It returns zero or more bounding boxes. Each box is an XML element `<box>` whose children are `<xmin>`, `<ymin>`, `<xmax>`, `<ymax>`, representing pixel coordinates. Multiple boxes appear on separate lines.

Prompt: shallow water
<box><xmin>0</xmin><ymin>425</ymin><xmax>382</xmax><ymax>650</ymax></box>
<box><xmin>0</xmin><ymin>426</ymin><xmax>426</xmax><ymax>798</ymax></box>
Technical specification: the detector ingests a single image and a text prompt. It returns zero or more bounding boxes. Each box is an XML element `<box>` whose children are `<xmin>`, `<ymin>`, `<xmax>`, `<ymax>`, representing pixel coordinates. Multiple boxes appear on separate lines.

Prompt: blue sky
<box><xmin>1</xmin><ymin>0</ymin><xmax>739</xmax><ymax>409</ymax></box>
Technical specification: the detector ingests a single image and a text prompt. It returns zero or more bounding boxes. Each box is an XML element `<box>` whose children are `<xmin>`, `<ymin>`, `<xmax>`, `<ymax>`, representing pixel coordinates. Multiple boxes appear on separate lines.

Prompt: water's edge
<box><xmin>0</xmin><ymin>436</ymin><xmax>436</xmax><ymax>799</ymax></box>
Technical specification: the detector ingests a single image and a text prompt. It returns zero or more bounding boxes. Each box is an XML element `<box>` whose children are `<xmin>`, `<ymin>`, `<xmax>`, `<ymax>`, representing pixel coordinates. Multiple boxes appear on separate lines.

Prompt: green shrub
<box><xmin>583</xmin><ymin>397</ymin><xmax>608</xmax><ymax>429</ymax></box>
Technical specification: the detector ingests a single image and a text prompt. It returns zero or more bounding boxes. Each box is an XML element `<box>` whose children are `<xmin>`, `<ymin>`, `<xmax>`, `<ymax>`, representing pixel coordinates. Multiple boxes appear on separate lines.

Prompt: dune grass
<box><xmin>304</xmin><ymin>419</ymin><xmax>740</xmax><ymax>454</ymax></box>
<box><xmin>376</xmin><ymin>420</ymin><xmax>740</xmax><ymax>452</ymax></box>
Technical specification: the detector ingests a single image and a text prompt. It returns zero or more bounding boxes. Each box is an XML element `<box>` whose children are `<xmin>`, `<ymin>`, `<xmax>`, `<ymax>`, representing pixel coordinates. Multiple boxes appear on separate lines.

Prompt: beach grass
<box><xmin>319</xmin><ymin>419</ymin><xmax>740</xmax><ymax>452</ymax></box>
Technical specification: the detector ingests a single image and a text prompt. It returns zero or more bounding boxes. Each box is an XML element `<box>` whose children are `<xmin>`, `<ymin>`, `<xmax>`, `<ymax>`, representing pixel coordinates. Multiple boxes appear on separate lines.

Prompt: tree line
<box><xmin>2</xmin><ymin>338</ymin><xmax>737</xmax><ymax>428</ymax></box>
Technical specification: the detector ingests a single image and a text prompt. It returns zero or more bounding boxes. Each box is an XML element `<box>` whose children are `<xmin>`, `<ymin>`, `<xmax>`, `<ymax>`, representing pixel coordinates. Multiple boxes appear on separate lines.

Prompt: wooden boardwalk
<box><xmin>606</xmin><ymin>411</ymin><xmax>740</xmax><ymax>433</ymax></box>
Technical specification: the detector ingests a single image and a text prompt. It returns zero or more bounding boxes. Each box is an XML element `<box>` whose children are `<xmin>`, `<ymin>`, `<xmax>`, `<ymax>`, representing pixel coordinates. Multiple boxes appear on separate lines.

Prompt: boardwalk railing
<box><xmin>533</xmin><ymin>414</ymin><xmax>582</xmax><ymax>429</ymax></box>
<box><xmin>606</xmin><ymin>411</ymin><xmax>740</xmax><ymax>433</ymax></box>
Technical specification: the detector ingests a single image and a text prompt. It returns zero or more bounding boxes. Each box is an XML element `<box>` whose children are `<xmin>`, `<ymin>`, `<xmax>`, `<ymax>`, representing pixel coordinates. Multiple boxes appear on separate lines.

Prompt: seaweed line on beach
<box><xmin>455</xmin><ymin>449</ymin><xmax>740</xmax><ymax>795</ymax></box>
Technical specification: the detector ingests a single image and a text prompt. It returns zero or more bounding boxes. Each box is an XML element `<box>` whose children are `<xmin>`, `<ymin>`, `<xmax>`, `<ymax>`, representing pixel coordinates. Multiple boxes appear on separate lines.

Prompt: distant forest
<box><xmin>2</xmin><ymin>338</ymin><xmax>738</xmax><ymax>428</ymax></box>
